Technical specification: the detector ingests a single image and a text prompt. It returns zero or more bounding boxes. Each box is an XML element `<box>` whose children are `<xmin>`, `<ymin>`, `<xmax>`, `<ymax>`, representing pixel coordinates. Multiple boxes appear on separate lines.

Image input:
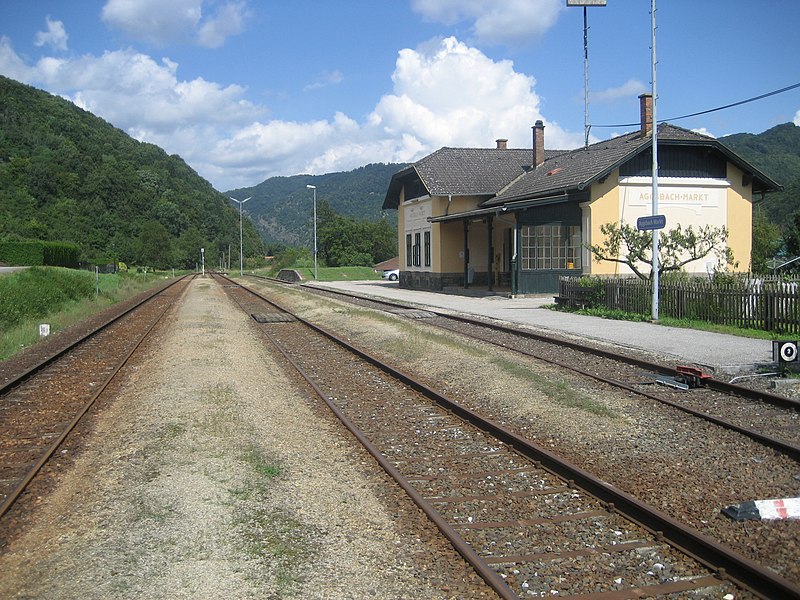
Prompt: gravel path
<box><xmin>0</xmin><ymin>277</ymin><xmax>480</xmax><ymax>599</ymax></box>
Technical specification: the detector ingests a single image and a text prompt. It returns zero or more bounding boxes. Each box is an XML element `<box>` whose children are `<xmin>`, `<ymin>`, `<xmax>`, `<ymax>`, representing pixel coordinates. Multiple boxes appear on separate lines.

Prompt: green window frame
<box><xmin>520</xmin><ymin>224</ymin><xmax>581</xmax><ymax>270</ymax></box>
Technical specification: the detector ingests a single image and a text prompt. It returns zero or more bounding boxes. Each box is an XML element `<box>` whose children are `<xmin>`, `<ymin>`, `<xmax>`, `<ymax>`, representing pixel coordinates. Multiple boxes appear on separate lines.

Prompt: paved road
<box><xmin>308</xmin><ymin>280</ymin><xmax>777</xmax><ymax>377</ymax></box>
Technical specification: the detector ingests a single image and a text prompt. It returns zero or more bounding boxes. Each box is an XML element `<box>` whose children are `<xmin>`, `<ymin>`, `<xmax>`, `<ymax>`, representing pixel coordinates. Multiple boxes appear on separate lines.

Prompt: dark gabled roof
<box><xmin>382</xmin><ymin>147</ymin><xmax>564</xmax><ymax>209</ymax></box>
<box><xmin>482</xmin><ymin>123</ymin><xmax>782</xmax><ymax>208</ymax></box>
<box><xmin>383</xmin><ymin>123</ymin><xmax>782</xmax><ymax>212</ymax></box>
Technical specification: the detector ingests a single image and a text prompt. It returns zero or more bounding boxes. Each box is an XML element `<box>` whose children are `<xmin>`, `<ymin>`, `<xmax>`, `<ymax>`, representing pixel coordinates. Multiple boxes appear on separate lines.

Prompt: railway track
<box><xmin>0</xmin><ymin>275</ymin><xmax>192</xmax><ymax>525</ymax></box>
<box><xmin>278</xmin><ymin>279</ymin><xmax>800</xmax><ymax>461</ymax></box>
<box><xmin>220</xmin><ymin>274</ymin><xmax>799</xmax><ymax>599</ymax></box>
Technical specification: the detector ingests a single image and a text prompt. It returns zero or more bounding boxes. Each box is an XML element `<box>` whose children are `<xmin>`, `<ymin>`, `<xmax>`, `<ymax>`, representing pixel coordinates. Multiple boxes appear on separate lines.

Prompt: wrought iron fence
<box><xmin>558</xmin><ymin>276</ymin><xmax>800</xmax><ymax>334</ymax></box>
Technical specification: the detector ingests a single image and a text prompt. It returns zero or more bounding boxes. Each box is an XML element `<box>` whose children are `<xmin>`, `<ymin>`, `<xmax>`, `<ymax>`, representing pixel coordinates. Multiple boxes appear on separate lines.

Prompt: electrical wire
<box><xmin>592</xmin><ymin>81</ymin><xmax>800</xmax><ymax>128</ymax></box>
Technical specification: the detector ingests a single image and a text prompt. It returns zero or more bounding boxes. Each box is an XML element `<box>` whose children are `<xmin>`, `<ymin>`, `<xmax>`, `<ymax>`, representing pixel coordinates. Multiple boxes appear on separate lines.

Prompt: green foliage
<box><xmin>721</xmin><ymin>124</ymin><xmax>800</xmax><ymax>264</ymax></box>
<box><xmin>0</xmin><ymin>75</ymin><xmax>264</xmax><ymax>266</ymax></box>
<box><xmin>751</xmin><ymin>209</ymin><xmax>783</xmax><ymax>272</ymax></box>
<box><xmin>0</xmin><ymin>240</ymin><xmax>79</xmax><ymax>267</ymax></box>
<box><xmin>721</xmin><ymin>124</ymin><xmax>800</xmax><ymax>225</ymax></box>
<box><xmin>318</xmin><ymin>211</ymin><xmax>397</xmax><ymax>267</ymax></box>
<box><xmin>226</xmin><ymin>163</ymin><xmax>403</xmax><ymax>247</ymax></box>
<box><xmin>136</xmin><ymin>221</ymin><xmax>174</xmax><ymax>270</ymax></box>
<box><xmin>267</xmin><ymin>246</ymin><xmax>313</xmax><ymax>275</ymax></box>
<box><xmin>0</xmin><ymin>267</ymin><xmax>95</xmax><ymax>329</ymax></box>
<box><xmin>575</xmin><ymin>275</ymin><xmax>607</xmax><ymax>306</ymax></box>
<box><xmin>588</xmin><ymin>221</ymin><xmax>735</xmax><ymax>280</ymax></box>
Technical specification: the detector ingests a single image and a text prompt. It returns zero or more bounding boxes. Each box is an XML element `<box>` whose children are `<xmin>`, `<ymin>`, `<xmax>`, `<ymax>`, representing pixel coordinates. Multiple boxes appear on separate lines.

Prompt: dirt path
<box><xmin>0</xmin><ymin>277</ymin><xmax>469</xmax><ymax>599</ymax></box>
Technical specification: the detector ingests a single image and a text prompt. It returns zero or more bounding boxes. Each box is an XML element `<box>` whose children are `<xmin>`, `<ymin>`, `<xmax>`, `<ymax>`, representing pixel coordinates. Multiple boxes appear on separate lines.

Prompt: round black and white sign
<box><xmin>779</xmin><ymin>341</ymin><xmax>798</xmax><ymax>362</ymax></box>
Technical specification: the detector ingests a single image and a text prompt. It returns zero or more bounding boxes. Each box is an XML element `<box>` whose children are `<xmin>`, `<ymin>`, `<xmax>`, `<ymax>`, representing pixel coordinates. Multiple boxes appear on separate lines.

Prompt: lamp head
<box><xmin>306</xmin><ymin>184</ymin><xmax>316</xmax><ymax>190</ymax></box>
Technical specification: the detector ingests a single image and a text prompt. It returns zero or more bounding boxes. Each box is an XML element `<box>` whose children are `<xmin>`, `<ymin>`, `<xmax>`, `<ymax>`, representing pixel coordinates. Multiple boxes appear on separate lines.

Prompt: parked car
<box><xmin>381</xmin><ymin>268</ymin><xmax>399</xmax><ymax>281</ymax></box>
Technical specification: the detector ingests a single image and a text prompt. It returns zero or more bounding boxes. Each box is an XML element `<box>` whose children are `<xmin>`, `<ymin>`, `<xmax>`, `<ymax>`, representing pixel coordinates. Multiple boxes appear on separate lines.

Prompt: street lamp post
<box><xmin>306</xmin><ymin>184</ymin><xmax>317</xmax><ymax>279</ymax></box>
<box><xmin>229</xmin><ymin>196</ymin><xmax>252</xmax><ymax>276</ymax></box>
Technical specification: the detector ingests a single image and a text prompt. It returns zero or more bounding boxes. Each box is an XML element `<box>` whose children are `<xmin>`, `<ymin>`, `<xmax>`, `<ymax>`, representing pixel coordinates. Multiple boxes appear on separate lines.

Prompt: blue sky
<box><xmin>1</xmin><ymin>0</ymin><xmax>798</xmax><ymax>191</ymax></box>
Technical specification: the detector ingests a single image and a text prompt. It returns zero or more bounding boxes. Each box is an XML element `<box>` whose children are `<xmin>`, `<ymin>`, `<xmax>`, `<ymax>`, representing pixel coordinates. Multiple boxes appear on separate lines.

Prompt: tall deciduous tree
<box><xmin>587</xmin><ymin>221</ymin><xmax>736</xmax><ymax>281</ymax></box>
<box><xmin>136</xmin><ymin>220</ymin><xmax>174</xmax><ymax>270</ymax></box>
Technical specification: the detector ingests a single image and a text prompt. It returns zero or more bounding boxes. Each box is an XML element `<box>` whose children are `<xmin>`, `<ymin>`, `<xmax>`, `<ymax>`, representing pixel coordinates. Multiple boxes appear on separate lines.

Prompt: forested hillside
<box><xmin>721</xmin><ymin>123</ymin><xmax>800</xmax><ymax>225</ymax></box>
<box><xmin>226</xmin><ymin>163</ymin><xmax>405</xmax><ymax>247</ymax></box>
<box><xmin>0</xmin><ymin>76</ymin><xmax>263</xmax><ymax>268</ymax></box>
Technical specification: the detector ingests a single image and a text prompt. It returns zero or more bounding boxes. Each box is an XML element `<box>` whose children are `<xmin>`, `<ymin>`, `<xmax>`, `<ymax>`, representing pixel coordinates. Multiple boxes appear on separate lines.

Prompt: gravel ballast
<box><xmin>0</xmin><ymin>278</ymin><xmax>482</xmax><ymax>599</ymax></box>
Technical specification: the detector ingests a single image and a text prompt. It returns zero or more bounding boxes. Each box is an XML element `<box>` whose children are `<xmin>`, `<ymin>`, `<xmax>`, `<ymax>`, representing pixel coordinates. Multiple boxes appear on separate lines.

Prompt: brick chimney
<box><xmin>639</xmin><ymin>93</ymin><xmax>653</xmax><ymax>137</ymax></box>
<box><xmin>532</xmin><ymin>120</ymin><xmax>545</xmax><ymax>167</ymax></box>
<box><xmin>496</xmin><ymin>138</ymin><xmax>508</xmax><ymax>149</ymax></box>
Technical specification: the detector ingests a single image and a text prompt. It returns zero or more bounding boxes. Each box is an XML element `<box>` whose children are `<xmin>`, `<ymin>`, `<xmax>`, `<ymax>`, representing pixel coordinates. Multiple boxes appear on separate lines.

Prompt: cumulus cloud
<box><xmin>794</xmin><ymin>110</ymin><xmax>800</xmax><ymax>127</ymax></box>
<box><xmin>370</xmin><ymin>37</ymin><xmax>579</xmax><ymax>151</ymax></box>
<box><xmin>411</xmin><ymin>0</ymin><xmax>562</xmax><ymax>45</ymax></box>
<box><xmin>34</xmin><ymin>17</ymin><xmax>68</xmax><ymax>52</ymax></box>
<box><xmin>592</xmin><ymin>78</ymin><xmax>648</xmax><ymax>103</ymax></box>
<box><xmin>101</xmin><ymin>0</ymin><xmax>247</xmax><ymax>47</ymax></box>
<box><xmin>0</xmin><ymin>33</ymin><xmax>582</xmax><ymax>190</ymax></box>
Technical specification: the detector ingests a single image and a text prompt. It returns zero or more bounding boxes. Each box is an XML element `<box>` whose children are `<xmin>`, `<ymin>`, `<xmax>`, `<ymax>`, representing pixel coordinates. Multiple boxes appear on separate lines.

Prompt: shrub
<box><xmin>0</xmin><ymin>267</ymin><xmax>95</xmax><ymax>329</ymax></box>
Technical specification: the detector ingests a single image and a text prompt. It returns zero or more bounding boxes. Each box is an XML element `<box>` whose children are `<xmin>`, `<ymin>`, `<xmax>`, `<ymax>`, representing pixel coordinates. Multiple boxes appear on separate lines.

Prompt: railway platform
<box><xmin>307</xmin><ymin>280</ymin><xmax>779</xmax><ymax>378</ymax></box>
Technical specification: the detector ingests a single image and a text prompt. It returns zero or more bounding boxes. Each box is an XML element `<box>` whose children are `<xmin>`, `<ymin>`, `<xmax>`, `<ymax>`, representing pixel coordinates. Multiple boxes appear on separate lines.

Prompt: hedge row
<box><xmin>0</xmin><ymin>241</ymin><xmax>80</xmax><ymax>268</ymax></box>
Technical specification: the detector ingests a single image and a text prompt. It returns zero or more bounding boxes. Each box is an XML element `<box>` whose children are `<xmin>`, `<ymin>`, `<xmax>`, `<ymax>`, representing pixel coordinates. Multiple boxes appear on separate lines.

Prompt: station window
<box><xmin>406</xmin><ymin>234</ymin><xmax>413</xmax><ymax>267</ymax></box>
<box><xmin>423</xmin><ymin>231</ymin><xmax>431</xmax><ymax>267</ymax></box>
<box><xmin>520</xmin><ymin>224</ymin><xmax>581</xmax><ymax>270</ymax></box>
<box><xmin>413</xmin><ymin>232</ymin><xmax>421</xmax><ymax>267</ymax></box>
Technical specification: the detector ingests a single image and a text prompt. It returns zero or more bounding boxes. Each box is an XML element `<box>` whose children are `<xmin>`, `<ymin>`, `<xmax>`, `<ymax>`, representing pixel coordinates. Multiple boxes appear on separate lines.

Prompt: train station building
<box><xmin>382</xmin><ymin>95</ymin><xmax>781</xmax><ymax>295</ymax></box>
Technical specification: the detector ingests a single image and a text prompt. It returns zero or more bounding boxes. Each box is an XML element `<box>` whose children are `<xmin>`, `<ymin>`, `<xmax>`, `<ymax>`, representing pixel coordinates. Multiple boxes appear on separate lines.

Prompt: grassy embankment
<box><xmin>0</xmin><ymin>267</ymin><xmax>173</xmax><ymax>361</ymax></box>
<box><xmin>248</xmin><ymin>265</ymin><xmax>382</xmax><ymax>282</ymax></box>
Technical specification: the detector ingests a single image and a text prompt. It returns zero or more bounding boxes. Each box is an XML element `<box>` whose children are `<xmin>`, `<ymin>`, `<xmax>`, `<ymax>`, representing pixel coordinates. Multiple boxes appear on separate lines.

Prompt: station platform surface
<box><xmin>307</xmin><ymin>280</ymin><xmax>777</xmax><ymax>377</ymax></box>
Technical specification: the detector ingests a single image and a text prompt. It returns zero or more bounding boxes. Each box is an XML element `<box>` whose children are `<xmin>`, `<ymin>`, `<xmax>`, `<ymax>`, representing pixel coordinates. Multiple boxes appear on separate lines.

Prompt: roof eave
<box><xmin>382</xmin><ymin>165</ymin><xmax>422</xmax><ymax>210</ymax></box>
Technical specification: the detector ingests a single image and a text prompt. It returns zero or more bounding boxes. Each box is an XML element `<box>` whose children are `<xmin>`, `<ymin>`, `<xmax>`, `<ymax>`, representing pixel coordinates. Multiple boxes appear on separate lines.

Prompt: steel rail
<box><xmin>0</xmin><ymin>276</ymin><xmax>190</xmax><ymax>521</ymax></box>
<box><xmin>229</xmin><ymin>276</ymin><xmax>800</xmax><ymax>599</ymax></box>
<box><xmin>0</xmin><ymin>274</ymin><xmax>193</xmax><ymax>396</ymax></box>
<box><xmin>286</xmin><ymin>283</ymin><xmax>800</xmax><ymax>457</ymax></box>
<box><xmin>257</xmin><ymin>325</ymin><xmax>520</xmax><ymax>600</ymax></box>
<box><xmin>294</xmin><ymin>281</ymin><xmax>800</xmax><ymax>412</ymax></box>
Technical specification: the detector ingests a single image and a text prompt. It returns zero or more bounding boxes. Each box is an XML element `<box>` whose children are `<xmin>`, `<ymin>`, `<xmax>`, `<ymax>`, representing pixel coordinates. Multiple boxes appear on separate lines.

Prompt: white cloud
<box><xmin>370</xmin><ymin>37</ymin><xmax>579</xmax><ymax>152</ymax></box>
<box><xmin>794</xmin><ymin>110</ymin><xmax>800</xmax><ymax>127</ymax></box>
<box><xmin>691</xmin><ymin>127</ymin><xmax>716</xmax><ymax>138</ymax></box>
<box><xmin>411</xmin><ymin>0</ymin><xmax>562</xmax><ymax>45</ymax></box>
<box><xmin>0</xmin><ymin>36</ymin><xmax>34</xmax><ymax>82</ymax></box>
<box><xmin>0</xmin><ymin>34</ymin><xmax>582</xmax><ymax>190</ymax></box>
<box><xmin>592</xmin><ymin>78</ymin><xmax>648</xmax><ymax>103</ymax></box>
<box><xmin>304</xmin><ymin>70</ymin><xmax>344</xmax><ymax>91</ymax></box>
<box><xmin>196</xmin><ymin>1</ymin><xmax>248</xmax><ymax>48</ymax></box>
<box><xmin>101</xmin><ymin>0</ymin><xmax>247</xmax><ymax>47</ymax></box>
<box><xmin>34</xmin><ymin>17</ymin><xmax>68</xmax><ymax>52</ymax></box>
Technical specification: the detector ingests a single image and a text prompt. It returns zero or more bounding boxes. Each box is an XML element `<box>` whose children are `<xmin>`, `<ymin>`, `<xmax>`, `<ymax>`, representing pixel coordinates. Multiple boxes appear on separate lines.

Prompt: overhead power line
<box><xmin>592</xmin><ymin>81</ymin><xmax>800</xmax><ymax>128</ymax></box>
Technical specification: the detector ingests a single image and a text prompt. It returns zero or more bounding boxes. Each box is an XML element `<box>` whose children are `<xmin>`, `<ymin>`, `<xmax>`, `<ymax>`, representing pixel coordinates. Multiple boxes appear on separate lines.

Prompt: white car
<box><xmin>381</xmin><ymin>269</ymin><xmax>399</xmax><ymax>281</ymax></box>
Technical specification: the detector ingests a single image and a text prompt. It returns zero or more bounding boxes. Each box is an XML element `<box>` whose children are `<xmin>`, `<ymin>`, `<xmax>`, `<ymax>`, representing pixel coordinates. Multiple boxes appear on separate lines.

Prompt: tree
<box><xmin>752</xmin><ymin>210</ymin><xmax>783</xmax><ymax>273</ymax></box>
<box><xmin>318</xmin><ymin>213</ymin><xmax>397</xmax><ymax>267</ymax></box>
<box><xmin>136</xmin><ymin>220</ymin><xmax>174</xmax><ymax>270</ymax></box>
<box><xmin>587</xmin><ymin>221</ymin><xmax>736</xmax><ymax>281</ymax></box>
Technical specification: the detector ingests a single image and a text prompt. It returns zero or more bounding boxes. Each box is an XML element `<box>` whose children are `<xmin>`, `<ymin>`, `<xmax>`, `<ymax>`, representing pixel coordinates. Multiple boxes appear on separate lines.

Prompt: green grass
<box><xmin>247</xmin><ymin>265</ymin><xmax>381</xmax><ymax>282</ymax></box>
<box><xmin>551</xmin><ymin>303</ymin><xmax>797</xmax><ymax>340</ymax></box>
<box><xmin>656</xmin><ymin>315</ymin><xmax>796</xmax><ymax>340</ymax></box>
<box><xmin>241</xmin><ymin>445</ymin><xmax>283</xmax><ymax>479</ymax></box>
<box><xmin>491</xmin><ymin>356</ymin><xmax>617</xmax><ymax>418</ymax></box>
<box><xmin>0</xmin><ymin>267</ymin><xmax>174</xmax><ymax>361</ymax></box>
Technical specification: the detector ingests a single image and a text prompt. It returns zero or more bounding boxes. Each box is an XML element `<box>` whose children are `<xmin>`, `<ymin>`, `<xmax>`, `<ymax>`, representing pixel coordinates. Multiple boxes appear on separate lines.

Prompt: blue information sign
<box><xmin>637</xmin><ymin>214</ymin><xmax>666</xmax><ymax>231</ymax></box>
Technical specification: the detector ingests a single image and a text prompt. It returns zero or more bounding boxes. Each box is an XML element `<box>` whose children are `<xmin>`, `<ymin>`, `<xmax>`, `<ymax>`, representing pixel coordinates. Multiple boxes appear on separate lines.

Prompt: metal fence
<box><xmin>558</xmin><ymin>276</ymin><xmax>800</xmax><ymax>334</ymax></box>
